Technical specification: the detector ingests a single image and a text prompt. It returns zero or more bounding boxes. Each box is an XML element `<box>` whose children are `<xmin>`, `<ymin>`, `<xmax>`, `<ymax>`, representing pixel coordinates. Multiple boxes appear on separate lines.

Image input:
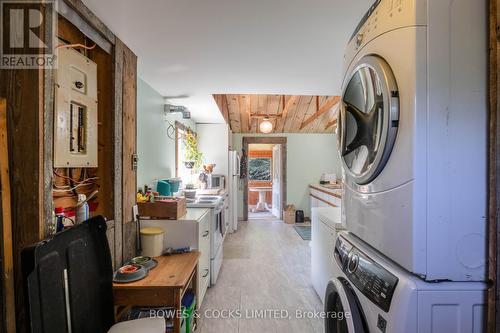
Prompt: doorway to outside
<box><xmin>243</xmin><ymin>137</ymin><xmax>286</xmax><ymax>221</ymax></box>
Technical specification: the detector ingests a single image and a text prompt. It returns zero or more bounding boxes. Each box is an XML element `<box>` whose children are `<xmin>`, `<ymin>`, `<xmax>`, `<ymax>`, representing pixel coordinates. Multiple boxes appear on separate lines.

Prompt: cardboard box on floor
<box><xmin>283</xmin><ymin>205</ymin><xmax>295</xmax><ymax>224</ymax></box>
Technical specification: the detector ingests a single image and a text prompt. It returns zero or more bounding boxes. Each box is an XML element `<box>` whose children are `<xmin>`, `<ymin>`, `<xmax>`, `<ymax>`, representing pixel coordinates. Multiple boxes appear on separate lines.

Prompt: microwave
<box><xmin>208</xmin><ymin>174</ymin><xmax>225</xmax><ymax>189</ymax></box>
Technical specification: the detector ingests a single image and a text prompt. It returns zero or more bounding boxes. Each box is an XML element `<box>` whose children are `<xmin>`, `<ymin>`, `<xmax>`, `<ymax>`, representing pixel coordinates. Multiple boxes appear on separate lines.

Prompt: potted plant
<box><xmin>183</xmin><ymin>132</ymin><xmax>203</xmax><ymax>169</ymax></box>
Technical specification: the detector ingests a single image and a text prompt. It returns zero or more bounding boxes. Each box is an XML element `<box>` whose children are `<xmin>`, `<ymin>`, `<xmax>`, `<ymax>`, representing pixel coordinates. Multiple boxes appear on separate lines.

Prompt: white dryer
<box><xmin>338</xmin><ymin>0</ymin><xmax>488</xmax><ymax>281</ymax></box>
<box><xmin>324</xmin><ymin>231</ymin><xmax>486</xmax><ymax>333</ymax></box>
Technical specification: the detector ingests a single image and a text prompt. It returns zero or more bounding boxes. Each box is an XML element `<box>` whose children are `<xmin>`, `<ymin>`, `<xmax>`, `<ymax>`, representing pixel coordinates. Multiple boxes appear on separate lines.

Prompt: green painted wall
<box><xmin>137</xmin><ymin>78</ymin><xmax>196</xmax><ymax>188</ymax></box>
<box><xmin>232</xmin><ymin>132</ymin><xmax>342</xmax><ymax>219</ymax></box>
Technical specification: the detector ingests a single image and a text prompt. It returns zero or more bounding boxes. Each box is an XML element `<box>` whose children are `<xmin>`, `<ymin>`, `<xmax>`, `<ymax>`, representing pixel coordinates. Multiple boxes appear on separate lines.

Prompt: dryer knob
<box><xmin>356</xmin><ymin>33</ymin><xmax>364</xmax><ymax>47</ymax></box>
<box><xmin>348</xmin><ymin>253</ymin><xmax>359</xmax><ymax>273</ymax></box>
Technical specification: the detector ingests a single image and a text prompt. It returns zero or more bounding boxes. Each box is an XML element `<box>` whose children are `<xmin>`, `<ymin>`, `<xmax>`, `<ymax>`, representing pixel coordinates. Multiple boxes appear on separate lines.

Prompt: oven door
<box><xmin>324</xmin><ymin>278</ymin><xmax>367</xmax><ymax>333</ymax></box>
<box><xmin>338</xmin><ymin>55</ymin><xmax>399</xmax><ymax>185</ymax></box>
<box><xmin>211</xmin><ymin>206</ymin><xmax>223</xmax><ymax>254</ymax></box>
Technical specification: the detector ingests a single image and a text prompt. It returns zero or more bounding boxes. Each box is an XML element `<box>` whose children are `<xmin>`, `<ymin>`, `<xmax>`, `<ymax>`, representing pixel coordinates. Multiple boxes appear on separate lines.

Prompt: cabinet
<box><xmin>140</xmin><ymin>208</ymin><xmax>211</xmax><ymax>307</ymax></box>
<box><xmin>309</xmin><ymin>184</ymin><xmax>342</xmax><ymax>210</ymax></box>
<box><xmin>311</xmin><ymin>207</ymin><xmax>343</xmax><ymax>303</ymax></box>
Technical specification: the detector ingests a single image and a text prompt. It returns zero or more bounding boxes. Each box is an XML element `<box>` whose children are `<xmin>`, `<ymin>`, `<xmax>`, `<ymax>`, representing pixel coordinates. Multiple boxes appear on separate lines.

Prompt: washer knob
<box><xmin>348</xmin><ymin>253</ymin><xmax>359</xmax><ymax>273</ymax></box>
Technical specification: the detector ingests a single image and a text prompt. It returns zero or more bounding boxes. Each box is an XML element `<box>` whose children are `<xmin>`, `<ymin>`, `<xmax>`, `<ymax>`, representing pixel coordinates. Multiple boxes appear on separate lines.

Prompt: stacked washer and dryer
<box><xmin>325</xmin><ymin>0</ymin><xmax>488</xmax><ymax>332</ymax></box>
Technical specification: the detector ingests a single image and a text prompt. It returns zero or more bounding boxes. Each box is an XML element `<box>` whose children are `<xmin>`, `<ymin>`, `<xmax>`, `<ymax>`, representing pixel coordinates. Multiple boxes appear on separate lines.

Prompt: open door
<box><xmin>272</xmin><ymin>144</ymin><xmax>282</xmax><ymax>218</ymax></box>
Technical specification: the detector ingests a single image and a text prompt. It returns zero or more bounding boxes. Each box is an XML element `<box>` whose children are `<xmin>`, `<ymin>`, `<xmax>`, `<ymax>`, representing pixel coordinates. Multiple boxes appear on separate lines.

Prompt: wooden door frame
<box><xmin>488</xmin><ymin>0</ymin><xmax>499</xmax><ymax>332</ymax></box>
<box><xmin>242</xmin><ymin>137</ymin><xmax>287</xmax><ymax>221</ymax></box>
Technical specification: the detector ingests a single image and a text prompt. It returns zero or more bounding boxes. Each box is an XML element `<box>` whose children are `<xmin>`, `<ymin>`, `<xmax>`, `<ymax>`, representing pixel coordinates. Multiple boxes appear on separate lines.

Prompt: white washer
<box><xmin>338</xmin><ymin>0</ymin><xmax>488</xmax><ymax>281</ymax></box>
<box><xmin>324</xmin><ymin>231</ymin><xmax>486</xmax><ymax>333</ymax></box>
<box><xmin>311</xmin><ymin>207</ymin><xmax>345</xmax><ymax>303</ymax></box>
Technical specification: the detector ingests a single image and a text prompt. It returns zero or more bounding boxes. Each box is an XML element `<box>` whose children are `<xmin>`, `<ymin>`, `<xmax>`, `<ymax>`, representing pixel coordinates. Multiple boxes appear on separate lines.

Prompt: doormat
<box><xmin>293</xmin><ymin>226</ymin><xmax>311</xmax><ymax>240</ymax></box>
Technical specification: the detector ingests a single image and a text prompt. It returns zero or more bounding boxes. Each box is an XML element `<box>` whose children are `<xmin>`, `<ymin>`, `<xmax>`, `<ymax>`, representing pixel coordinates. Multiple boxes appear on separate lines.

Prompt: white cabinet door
<box><xmin>197</xmin><ymin>213</ymin><xmax>211</xmax><ymax>307</ymax></box>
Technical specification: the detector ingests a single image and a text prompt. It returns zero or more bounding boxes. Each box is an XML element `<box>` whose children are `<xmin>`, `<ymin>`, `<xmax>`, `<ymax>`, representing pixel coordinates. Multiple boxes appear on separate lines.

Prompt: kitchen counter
<box><xmin>196</xmin><ymin>188</ymin><xmax>227</xmax><ymax>196</ymax></box>
<box><xmin>177</xmin><ymin>207</ymin><xmax>211</xmax><ymax>222</ymax></box>
<box><xmin>309</xmin><ymin>184</ymin><xmax>342</xmax><ymax>208</ymax></box>
<box><xmin>309</xmin><ymin>183</ymin><xmax>342</xmax><ymax>198</ymax></box>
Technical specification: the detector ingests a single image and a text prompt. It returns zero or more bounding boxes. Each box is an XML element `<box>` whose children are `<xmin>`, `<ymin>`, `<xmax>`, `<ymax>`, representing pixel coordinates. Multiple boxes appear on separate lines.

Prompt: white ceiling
<box><xmin>82</xmin><ymin>0</ymin><xmax>372</xmax><ymax>123</ymax></box>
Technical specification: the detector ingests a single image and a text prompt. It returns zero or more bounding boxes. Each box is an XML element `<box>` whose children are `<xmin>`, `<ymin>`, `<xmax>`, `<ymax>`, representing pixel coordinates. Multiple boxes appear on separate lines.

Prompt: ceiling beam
<box><xmin>250</xmin><ymin>113</ymin><xmax>282</xmax><ymax>118</ymax></box>
<box><xmin>212</xmin><ymin>94</ymin><xmax>232</xmax><ymax>130</ymax></box>
<box><xmin>280</xmin><ymin>95</ymin><xmax>298</xmax><ymax>119</ymax></box>
<box><xmin>299</xmin><ymin>96</ymin><xmax>340</xmax><ymax>130</ymax></box>
<box><xmin>325</xmin><ymin>119</ymin><xmax>337</xmax><ymax>130</ymax></box>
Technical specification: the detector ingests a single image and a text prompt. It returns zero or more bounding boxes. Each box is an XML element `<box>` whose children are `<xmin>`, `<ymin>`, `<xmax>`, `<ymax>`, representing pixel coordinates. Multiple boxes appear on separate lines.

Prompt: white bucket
<box><xmin>140</xmin><ymin>227</ymin><xmax>164</xmax><ymax>257</ymax></box>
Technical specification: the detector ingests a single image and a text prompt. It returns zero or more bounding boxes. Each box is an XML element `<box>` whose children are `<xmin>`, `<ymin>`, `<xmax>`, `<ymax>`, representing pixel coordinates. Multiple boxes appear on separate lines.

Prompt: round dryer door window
<box><xmin>324</xmin><ymin>278</ymin><xmax>367</xmax><ymax>332</ymax></box>
<box><xmin>338</xmin><ymin>55</ymin><xmax>399</xmax><ymax>185</ymax></box>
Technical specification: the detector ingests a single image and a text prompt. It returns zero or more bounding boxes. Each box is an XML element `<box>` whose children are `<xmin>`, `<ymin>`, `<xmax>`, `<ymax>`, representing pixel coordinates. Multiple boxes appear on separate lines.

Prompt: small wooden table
<box><xmin>249</xmin><ymin>186</ymin><xmax>272</xmax><ymax>212</ymax></box>
<box><xmin>113</xmin><ymin>251</ymin><xmax>200</xmax><ymax>333</ymax></box>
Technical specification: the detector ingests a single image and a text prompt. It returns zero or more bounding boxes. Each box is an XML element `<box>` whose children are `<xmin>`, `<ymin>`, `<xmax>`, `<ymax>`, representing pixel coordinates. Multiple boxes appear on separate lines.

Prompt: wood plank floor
<box><xmin>197</xmin><ymin>218</ymin><xmax>324</xmax><ymax>333</ymax></box>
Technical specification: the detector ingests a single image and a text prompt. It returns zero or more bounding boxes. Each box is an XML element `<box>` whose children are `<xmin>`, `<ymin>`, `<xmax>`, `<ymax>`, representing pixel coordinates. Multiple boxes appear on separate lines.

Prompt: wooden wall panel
<box><xmin>0</xmin><ymin>98</ymin><xmax>15</xmax><ymax>332</ymax></box>
<box><xmin>488</xmin><ymin>0</ymin><xmax>499</xmax><ymax>331</ymax></box>
<box><xmin>121</xmin><ymin>42</ymin><xmax>138</xmax><ymax>263</ymax></box>
<box><xmin>0</xmin><ymin>52</ymin><xmax>44</xmax><ymax>333</ymax></box>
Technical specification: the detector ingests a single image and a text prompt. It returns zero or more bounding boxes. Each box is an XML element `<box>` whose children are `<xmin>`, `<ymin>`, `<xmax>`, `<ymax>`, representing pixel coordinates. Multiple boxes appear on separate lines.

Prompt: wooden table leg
<box><xmin>173</xmin><ymin>289</ymin><xmax>181</xmax><ymax>333</ymax></box>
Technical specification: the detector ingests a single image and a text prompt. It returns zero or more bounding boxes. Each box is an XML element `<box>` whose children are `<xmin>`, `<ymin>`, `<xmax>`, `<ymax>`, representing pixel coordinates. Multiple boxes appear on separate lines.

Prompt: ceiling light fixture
<box><xmin>259</xmin><ymin>117</ymin><xmax>273</xmax><ymax>134</ymax></box>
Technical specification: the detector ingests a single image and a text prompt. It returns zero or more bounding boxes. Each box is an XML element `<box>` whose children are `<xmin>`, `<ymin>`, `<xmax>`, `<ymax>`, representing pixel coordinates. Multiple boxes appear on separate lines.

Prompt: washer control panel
<box><xmin>334</xmin><ymin>235</ymin><xmax>398</xmax><ymax>312</ymax></box>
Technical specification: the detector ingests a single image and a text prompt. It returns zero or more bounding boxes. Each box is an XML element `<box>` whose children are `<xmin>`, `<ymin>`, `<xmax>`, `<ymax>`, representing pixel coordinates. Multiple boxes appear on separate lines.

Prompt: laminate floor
<box><xmin>197</xmin><ymin>219</ymin><xmax>324</xmax><ymax>333</ymax></box>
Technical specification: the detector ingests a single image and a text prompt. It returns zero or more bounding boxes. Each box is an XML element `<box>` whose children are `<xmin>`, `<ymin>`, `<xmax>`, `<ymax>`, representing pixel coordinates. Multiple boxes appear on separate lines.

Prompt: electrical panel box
<box><xmin>54</xmin><ymin>47</ymin><xmax>98</xmax><ymax>167</ymax></box>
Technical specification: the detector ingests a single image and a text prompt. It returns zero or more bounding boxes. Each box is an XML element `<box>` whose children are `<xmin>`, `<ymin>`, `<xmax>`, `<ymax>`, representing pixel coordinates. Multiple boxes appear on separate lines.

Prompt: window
<box><xmin>248</xmin><ymin>157</ymin><xmax>271</xmax><ymax>181</ymax></box>
<box><xmin>175</xmin><ymin>121</ymin><xmax>191</xmax><ymax>182</ymax></box>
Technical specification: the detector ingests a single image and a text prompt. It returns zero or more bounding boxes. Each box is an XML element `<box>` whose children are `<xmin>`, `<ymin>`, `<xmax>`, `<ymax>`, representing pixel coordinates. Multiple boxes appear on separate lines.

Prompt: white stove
<box><xmin>187</xmin><ymin>195</ymin><xmax>226</xmax><ymax>285</ymax></box>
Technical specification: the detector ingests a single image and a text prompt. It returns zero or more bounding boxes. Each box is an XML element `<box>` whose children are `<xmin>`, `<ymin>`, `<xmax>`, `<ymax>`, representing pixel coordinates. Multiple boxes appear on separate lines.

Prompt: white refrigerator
<box><xmin>228</xmin><ymin>150</ymin><xmax>240</xmax><ymax>232</ymax></box>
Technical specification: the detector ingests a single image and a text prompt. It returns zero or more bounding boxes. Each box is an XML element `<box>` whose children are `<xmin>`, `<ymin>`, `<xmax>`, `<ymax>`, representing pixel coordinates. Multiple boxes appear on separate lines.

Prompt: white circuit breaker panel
<box><xmin>54</xmin><ymin>47</ymin><xmax>98</xmax><ymax>167</ymax></box>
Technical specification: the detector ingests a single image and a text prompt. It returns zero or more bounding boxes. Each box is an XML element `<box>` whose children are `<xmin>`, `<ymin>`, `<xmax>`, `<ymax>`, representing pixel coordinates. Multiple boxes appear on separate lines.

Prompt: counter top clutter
<box><xmin>140</xmin><ymin>208</ymin><xmax>212</xmax><ymax>307</ymax></box>
<box><xmin>113</xmin><ymin>252</ymin><xmax>201</xmax><ymax>333</ymax></box>
<box><xmin>309</xmin><ymin>183</ymin><xmax>342</xmax><ymax>208</ymax></box>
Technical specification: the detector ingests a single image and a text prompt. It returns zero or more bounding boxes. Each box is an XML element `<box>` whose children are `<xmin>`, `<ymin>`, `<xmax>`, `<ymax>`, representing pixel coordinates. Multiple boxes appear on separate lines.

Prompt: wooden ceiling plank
<box><xmin>301</xmin><ymin>95</ymin><xmax>320</xmax><ymax>133</ymax></box>
<box><xmin>290</xmin><ymin>95</ymin><xmax>313</xmax><ymax>132</ymax></box>
<box><xmin>299</xmin><ymin>95</ymin><xmax>340</xmax><ymax>130</ymax></box>
<box><xmin>212</xmin><ymin>94</ymin><xmax>231</xmax><ymax>129</ymax></box>
<box><xmin>227</xmin><ymin>94</ymin><xmax>241</xmax><ymax>133</ymax></box>
<box><xmin>281</xmin><ymin>95</ymin><xmax>298</xmax><ymax>119</ymax></box>
<box><xmin>282</xmin><ymin>95</ymin><xmax>302</xmax><ymax>133</ymax></box>
<box><xmin>238</xmin><ymin>95</ymin><xmax>251</xmax><ymax>132</ymax></box>
<box><xmin>325</xmin><ymin>119</ymin><xmax>338</xmax><ymax>130</ymax></box>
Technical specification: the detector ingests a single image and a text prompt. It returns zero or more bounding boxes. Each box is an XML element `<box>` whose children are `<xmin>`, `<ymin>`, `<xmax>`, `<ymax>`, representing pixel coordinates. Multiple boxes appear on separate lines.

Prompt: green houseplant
<box><xmin>183</xmin><ymin>132</ymin><xmax>203</xmax><ymax>169</ymax></box>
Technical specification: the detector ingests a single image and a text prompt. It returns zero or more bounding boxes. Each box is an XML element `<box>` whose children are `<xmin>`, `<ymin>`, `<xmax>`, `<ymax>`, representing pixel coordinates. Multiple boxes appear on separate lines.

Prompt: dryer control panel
<box><xmin>334</xmin><ymin>235</ymin><xmax>398</xmax><ymax>312</ymax></box>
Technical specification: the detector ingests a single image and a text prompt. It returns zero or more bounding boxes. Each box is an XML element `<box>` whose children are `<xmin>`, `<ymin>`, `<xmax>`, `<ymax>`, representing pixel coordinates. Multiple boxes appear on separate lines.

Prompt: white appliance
<box><xmin>207</xmin><ymin>174</ymin><xmax>225</xmax><ymax>190</ymax></box>
<box><xmin>187</xmin><ymin>196</ymin><xmax>226</xmax><ymax>285</ymax></box>
<box><xmin>228</xmin><ymin>150</ymin><xmax>240</xmax><ymax>232</ymax></box>
<box><xmin>324</xmin><ymin>231</ymin><xmax>486</xmax><ymax>333</ymax></box>
<box><xmin>339</xmin><ymin>0</ymin><xmax>487</xmax><ymax>281</ymax></box>
<box><xmin>311</xmin><ymin>207</ymin><xmax>344</xmax><ymax>303</ymax></box>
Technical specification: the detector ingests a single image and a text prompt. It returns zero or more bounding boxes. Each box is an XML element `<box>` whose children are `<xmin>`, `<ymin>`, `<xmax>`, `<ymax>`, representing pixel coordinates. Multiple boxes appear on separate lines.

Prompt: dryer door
<box><xmin>324</xmin><ymin>278</ymin><xmax>367</xmax><ymax>333</ymax></box>
<box><xmin>338</xmin><ymin>55</ymin><xmax>399</xmax><ymax>185</ymax></box>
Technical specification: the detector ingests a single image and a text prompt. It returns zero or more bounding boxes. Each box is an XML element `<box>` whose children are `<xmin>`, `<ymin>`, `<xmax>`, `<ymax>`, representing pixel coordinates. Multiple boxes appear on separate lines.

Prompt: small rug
<box><xmin>293</xmin><ymin>225</ymin><xmax>311</xmax><ymax>240</ymax></box>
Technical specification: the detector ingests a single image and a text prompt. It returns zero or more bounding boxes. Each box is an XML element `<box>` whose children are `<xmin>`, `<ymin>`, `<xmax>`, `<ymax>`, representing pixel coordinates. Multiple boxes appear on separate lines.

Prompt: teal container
<box><xmin>166</xmin><ymin>178</ymin><xmax>181</xmax><ymax>193</ymax></box>
<box><xmin>156</xmin><ymin>180</ymin><xmax>172</xmax><ymax>196</ymax></box>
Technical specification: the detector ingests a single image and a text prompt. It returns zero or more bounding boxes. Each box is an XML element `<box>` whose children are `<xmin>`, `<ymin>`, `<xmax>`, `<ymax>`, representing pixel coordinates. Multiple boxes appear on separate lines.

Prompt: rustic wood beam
<box><xmin>212</xmin><ymin>94</ymin><xmax>231</xmax><ymax>129</ymax></box>
<box><xmin>250</xmin><ymin>113</ymin><xmax>282</xmax><ymax>118</ymax></box>
<box><xmin>0</xmin><ymin>98</ymin><xmax>15</xmax><ymax>333</ymax></box>
<box><xmin>487</xmin><ymin>0</ymin><xmax>499</xmax><ymax>331</ymax></box>
<box><xmin>300</xmin><ymin>96</ymin><xmax>340</xmax><ymax>130</ymax></box>
<box><xmin>325</xmin><ymin>119</ymin><xmax>338</xmax><ymax>130</ymax></box>
<box><xmin>280</xmin><ymin>96</ymin><xmax>298</xmax><ymax>118</ymax></box>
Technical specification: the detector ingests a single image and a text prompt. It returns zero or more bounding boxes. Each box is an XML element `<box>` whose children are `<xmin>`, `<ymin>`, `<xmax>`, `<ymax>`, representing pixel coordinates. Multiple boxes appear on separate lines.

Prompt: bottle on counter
<box><xmin>76</xmin><ymin>194</ymin><xmax>89</xmax><ymax>224</ymax></box>
<box><xmin>55</xmin><ymin>207</ymin><xmax>65</xmax><ymax>232</ymax></box>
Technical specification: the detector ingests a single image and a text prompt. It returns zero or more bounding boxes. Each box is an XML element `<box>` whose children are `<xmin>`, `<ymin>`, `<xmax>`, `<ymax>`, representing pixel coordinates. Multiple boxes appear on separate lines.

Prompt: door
<box><xmin>338</xmin><ymin>55</ymin><xmax>399</xmax><ymax>185</ymax></box>
<box><xmin>272</xmin><ymin>144</ymin><xmax>281</xmax><ymax>218</ymax></box>
<box><xmin>324</xmin><ymin>278</ymin><xmax>367</xmax><ymax>332</ymax></box>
